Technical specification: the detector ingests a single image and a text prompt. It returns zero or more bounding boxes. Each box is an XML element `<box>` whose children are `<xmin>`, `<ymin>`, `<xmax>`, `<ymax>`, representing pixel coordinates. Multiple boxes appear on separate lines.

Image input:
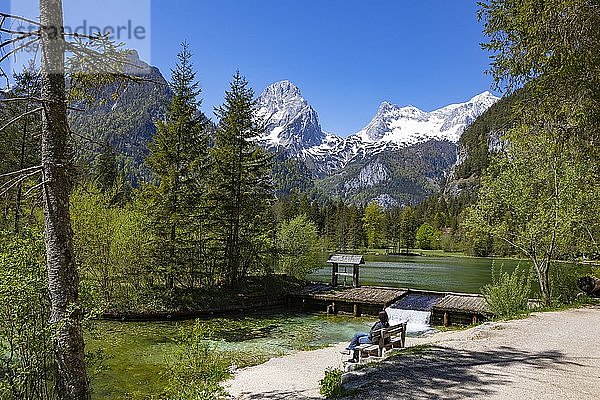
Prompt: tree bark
<box><xmin>14</xmin><ymin>116</ymin><xmax>27</xmax><ymax>234</ymax></box>
<box><xmin>532</xmin><ymin>256</ymin><xmax>551</xmax><ymax>307</ymax></box>
<box><xmin>39</xmin><ymin>0</ymin><xmax>90</xmax><ymax>398</ymax></box>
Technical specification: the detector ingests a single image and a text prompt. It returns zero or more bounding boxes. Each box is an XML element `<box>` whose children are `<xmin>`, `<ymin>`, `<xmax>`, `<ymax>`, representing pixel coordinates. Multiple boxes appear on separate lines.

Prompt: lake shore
<box><xmin>226</xmin><ymin>306</ymin><xmax>600</xmax><ymax>399</ymax></box>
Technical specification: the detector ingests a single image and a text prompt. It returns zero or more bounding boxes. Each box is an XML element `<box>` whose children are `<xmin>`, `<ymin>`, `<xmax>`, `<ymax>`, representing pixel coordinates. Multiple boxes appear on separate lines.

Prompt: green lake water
<box><xmin>87</xmin><ymin>313</ymin><xmax>375</xmax><ymax>399</ymax></box>
<box><xmin>307</xmin><ymin>254</ymin><xmax>525</xmax><ymax>293</ymax></box>
<box><xmin>86</xmin><ymin>255</ymin><xmax>535</xmax><ymax>399</ymax></box>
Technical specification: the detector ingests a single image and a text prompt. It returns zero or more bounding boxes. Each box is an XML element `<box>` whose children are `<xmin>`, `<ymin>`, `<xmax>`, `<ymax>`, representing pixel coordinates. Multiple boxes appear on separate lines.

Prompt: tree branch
<box><xmin>23</xmin><ymin>180</ymin><xmax>48</xmax><ymax>197</ymax></box>
<box><xmin>0</xmin><ymin>169</ymin><xmax>41</xmax><ymax>197</ymax></box>
<box><xmin>584</xmin><ymin>225</ymin><xmax>600</xmax><ymax>255</ymax></box>
<box><xmin>0</xmin><ymin>106</ymin><xmax>43</xmax><ymax>132</ymax></box>
<box><xmin>65</xmin><ymin>41</ymin><xmax>145</xmax><ymax>74</ymax></box>
<box><xmin>63</xmin><ymin>31</ymin><xmax>108</xmax><ymax>41</ymax></box>
<box><xmin>69</xmin><ymin>130</ymin><xmax>103</xmax><ymax>146</ymax></box>
<box><xmin>0</xmin><ymin>165</ymin><xmax>42</xmax><ymax>179</ymax></box>
<box><xmin>0</xmin><ymin>96</ymin><xmax>46</xmax><ymax>104</ymax></box>
<box><xmin>494</xmin><ymin>233</ymin><xmax>532</xmax><ymax>259</ymax></box>
<box><xmin>0</xmin><ymin>13</ymin><xmax>42</xmax><ymax>27</ymax></box>
<box><xmin>0</xmin><ymin>37</ymin><xmax>40</xmax><ymax>64</ymax></box>
<box><xmin>0</xmin><ymin>31</ymin><xmax>39</xmax><ymax>50</ymax></box>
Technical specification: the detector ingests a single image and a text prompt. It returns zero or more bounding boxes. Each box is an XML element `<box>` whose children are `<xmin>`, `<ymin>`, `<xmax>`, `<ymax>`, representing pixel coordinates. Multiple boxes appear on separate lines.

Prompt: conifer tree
<box><xmin>145</xmin><ymin>42</ymin><xmax>210</xmax><ymax>289</ymax></box>
<box><xmin>210</xmin><ymin>72</ymin><xmax>274</xmax><ymax>286</ymax></box>
<box><xmin>95</xmin><ymin>142</ymin><xmax>117</xmax><ymax>192</ymax></box>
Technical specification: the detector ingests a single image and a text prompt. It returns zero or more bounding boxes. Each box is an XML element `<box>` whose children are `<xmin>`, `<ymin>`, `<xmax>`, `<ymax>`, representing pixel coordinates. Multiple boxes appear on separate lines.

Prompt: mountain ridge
<box><xmin>254</xmin><ymin>80</ymin><xmax>499</xmax><ymax>205</ymax></box>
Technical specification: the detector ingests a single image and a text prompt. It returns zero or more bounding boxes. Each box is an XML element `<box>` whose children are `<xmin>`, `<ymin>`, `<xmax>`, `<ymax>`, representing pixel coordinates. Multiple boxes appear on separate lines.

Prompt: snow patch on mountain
<box><xmin>254</xmin><ymin>81</ymin><xmax>499</xmax><ymax>177</ymax></box>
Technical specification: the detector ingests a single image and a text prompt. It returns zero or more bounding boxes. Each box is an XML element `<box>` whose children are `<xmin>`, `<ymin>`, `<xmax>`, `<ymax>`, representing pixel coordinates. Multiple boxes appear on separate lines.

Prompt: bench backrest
<box><xmin>371</xmin><ymin>322</ymin><xmax>407</xmax><ymax>348</ymax></box>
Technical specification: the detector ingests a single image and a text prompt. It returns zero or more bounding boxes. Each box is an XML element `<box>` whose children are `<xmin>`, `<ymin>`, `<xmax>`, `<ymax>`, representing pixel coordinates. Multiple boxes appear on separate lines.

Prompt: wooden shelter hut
<box><xmin>327</xmin><ymin>254</ymin><xmax>364</xmax><ymax>288</ymax></box>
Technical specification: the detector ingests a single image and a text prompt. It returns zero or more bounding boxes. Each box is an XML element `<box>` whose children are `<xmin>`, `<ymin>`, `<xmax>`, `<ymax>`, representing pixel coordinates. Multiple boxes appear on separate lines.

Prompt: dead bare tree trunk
<box><xmin>39</xmin><ymin>0</ymin><xmax>90</xmax><ymax>399</ymax></box>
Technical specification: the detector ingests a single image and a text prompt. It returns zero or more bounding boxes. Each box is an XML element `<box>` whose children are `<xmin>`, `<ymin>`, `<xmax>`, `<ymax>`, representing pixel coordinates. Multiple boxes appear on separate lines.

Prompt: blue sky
<box><xmin>2</xmin><ymin>1</ymin><xmax>497</xmax><ymax>136</ymax></box>
<box><xmin>150</xmin><ymin>1</ymin><xmax>497</xmax><ymax>136</ymax></box>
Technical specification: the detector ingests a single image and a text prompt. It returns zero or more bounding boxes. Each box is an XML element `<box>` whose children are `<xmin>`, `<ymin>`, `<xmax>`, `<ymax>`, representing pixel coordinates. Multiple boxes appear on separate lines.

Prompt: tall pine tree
<box><xmin>145</xmin><ymin>42</ymin><xmax>210</xmax><ymax>289</ymax></box>
<box><xmin>210</xmin><ymin>72</ymin><xmax>274</xmax><ymax>286</ymax></box>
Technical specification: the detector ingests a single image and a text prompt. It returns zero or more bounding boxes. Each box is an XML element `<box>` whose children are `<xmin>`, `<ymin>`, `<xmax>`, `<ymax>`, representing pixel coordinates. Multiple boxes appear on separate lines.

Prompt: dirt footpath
<box><xmin>226</xmin><ymin>307</ymin><xmax>600</xmax><ymax>399</ymax></box>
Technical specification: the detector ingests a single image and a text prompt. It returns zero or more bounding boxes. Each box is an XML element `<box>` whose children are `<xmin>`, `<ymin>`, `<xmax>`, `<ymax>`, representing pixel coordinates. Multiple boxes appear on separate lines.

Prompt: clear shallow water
<box><xmin>88</xmin><ymin>313</ymin><xmax>376</xmax><ymax>399</ymax></box>
<box><xmin>88</xmin><ymin>256</ymin><xmax>528</xmax><ymax>399</ymax></box>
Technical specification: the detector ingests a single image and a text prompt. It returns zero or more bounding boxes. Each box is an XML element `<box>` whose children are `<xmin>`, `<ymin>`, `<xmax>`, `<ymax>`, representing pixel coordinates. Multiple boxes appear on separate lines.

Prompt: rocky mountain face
<box><xmin>255</xmin><ymin>80</ymin><xmax>499</xmax><ymax>205</ymax></box>
<box><xmin>314</xmin><ymin>140</ymin><xmax>457</xmax><ymax>206</ymax></box>
<box><xmin>443</xmin><ymin>92</ymin><xmax>520</xmax><ymax>198</ymax></box>
<box><xmin>255</xmin><ymin>80</ymin><xmax>325</xmax><ymax>155</ymax></box>
<box><xmin>69</xmin><ymin>51</ymin><xmax>173</xmax><ymax>183</ymax></box>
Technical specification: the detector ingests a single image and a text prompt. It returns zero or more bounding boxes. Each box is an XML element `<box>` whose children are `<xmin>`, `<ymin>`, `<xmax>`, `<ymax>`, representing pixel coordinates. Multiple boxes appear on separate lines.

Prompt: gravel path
<box><xmin>225</xmin><ymin>307</ymin><xmax>600</xmax><ymax>399</ymax></box>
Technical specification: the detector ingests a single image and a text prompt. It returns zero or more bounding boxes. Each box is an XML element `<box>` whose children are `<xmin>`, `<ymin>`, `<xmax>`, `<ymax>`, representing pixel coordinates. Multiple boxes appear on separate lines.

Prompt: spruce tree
<box><xmin>145</xmin><ymin>42</ymin><xmax>210</xmax><ymax>289</ymax></box>
<box><xmin>210</xmin><ymin>72</ymin><xmax>274</xmax><ymax>286</ymax></box>
<box><xmin>95</xmin><ymin>142</ymin><xmax>117</xmax><ymax>192</ymax></box>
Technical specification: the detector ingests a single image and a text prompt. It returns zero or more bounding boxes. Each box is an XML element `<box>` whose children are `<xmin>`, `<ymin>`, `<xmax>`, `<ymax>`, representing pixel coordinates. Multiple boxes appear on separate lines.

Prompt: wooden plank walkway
<box><xmin>292</xmin><ymin>284</ymin><xmax>492</xmax><ymax>324</ymax></box>
<box><xmin>300</xmin><ymin>285</ymin><xmax>407</xmax><ymax>305</ymax></box>
<box><xmin>432</xmin><ymin>293</ymin><xmax>488</xmax><ymax>314</ymax></box>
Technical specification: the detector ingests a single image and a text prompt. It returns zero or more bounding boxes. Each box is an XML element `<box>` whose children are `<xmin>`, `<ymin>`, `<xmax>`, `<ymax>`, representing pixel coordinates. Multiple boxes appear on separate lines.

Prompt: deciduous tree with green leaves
<box><xmin>467</xmin><ymin>0</ymin><xmax>600</xmax><ymax>305</ymax></box>
<box><xmin>71</xmin><ymin>187</ymin><xmax>152</xmax><ymax>310</ymax></box>
<box><xmin>415</xmin><ymin>223</ymin><xmax>437</xmax><ymax>250</ymax></box>
<box><xmin>0</xmin><ymin>231</ymin><xmax>54</xmax><ymax>399</ymax></box>
<box><xmin>399</xmin><ymin>206</ymin><xmax>417</xmax><ymax>254</ymax></box>
<box><xmin>363</xmin><ymin>201</ymin><xmax>385</xmax><ymax>249</ymax></box>
<box><xmin>277</xmin><ymin>215</ymin><xmax>321</xmax><ymax>279</ymax></box>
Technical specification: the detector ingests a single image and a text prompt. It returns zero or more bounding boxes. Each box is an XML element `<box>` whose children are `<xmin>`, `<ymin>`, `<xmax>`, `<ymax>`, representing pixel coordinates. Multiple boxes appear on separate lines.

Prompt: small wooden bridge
<box><xmin>289</xmin><ymin>284</ymin><xmax>490</xmax><ymax>326</ymax></box>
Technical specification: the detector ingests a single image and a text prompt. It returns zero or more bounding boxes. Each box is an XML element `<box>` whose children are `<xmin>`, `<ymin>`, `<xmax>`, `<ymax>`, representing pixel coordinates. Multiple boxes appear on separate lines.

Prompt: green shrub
<box><xmin>319</xmin><ymin>367</ymin><xmax>345</xmax><ymax>399</ymax></box>
<box><xmin>415</xmin><ymin>223</ymin><xmax>437</xmax><ymax>250</ymax></box>
<box><xmin>0</xmin><ymin>230</ymin><xmax>55</xmax><ymax>399</ymax></box>
<box><xmin>549</xmin><ymin>263</ymin><xmax>583</xmax><ymax>306</ymax></box>
<box><xmin>277</xmin><ymin>214</ymin><xmax>321</xmax><ymax>279</ymax></box>
<box><xmin>481</xmin><ymin>263</ymin><xmax>532</xmax><ymax>318</ymax></box>
<box><xmin>166</xmin><ymin>320</ymin><xmax>231</xmax><ymax>399</ymax></box>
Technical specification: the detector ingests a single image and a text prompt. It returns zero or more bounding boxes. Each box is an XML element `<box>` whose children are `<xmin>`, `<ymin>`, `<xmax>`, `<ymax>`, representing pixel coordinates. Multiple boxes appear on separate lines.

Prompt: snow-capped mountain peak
<box><xmin>253</xmin><ymin>81</ymin><xmax>499</xmax><ymax>177</ymax></box>
<box><xmin>260</xmin><ymin>79</ymin><xmax>302</xmax><ymax>99</ymax></box>
<box><xmin>255</xmin><ymin>80</ymin><xmax>325</xmax><ymax>153</ymax></box>
<box><xmin>470</xmin><ymin>90</ymin><xmax>496</xmax><ymax>103</ymax></box>
<box><xmin>354</xmin><ymin>92</ymin><xmax>498</xmax><ymax>146</ymax></box>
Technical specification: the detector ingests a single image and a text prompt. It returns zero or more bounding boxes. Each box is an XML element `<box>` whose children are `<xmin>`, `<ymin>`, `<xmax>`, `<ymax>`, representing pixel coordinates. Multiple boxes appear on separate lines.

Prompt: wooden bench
<box><xmin>355</xmin><ymin>322</ymin><xmax>407</xmax><ymax>361</ymax></box>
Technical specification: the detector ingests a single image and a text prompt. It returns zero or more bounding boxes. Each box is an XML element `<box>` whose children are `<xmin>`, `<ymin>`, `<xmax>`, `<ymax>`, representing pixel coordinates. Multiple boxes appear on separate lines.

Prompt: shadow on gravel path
<box><xmin>340</xmin><ymin>345</ymin><xmax>581</xmax><ymax>400</ymax></box>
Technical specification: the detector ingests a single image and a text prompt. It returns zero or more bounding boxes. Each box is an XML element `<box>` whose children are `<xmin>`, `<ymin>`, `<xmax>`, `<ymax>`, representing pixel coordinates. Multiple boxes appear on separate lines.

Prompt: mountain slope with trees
<box><xmin>464</xmin><ymin>0</ymin><xmax>600</xmax><ymax>305</ymax></box>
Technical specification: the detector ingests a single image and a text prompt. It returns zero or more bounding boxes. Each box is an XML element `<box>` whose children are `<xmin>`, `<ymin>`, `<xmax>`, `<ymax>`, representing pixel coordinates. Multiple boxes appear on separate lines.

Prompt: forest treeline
<box><xmin>0</xmin><ymin>44</ymin><xmax>494</xmax><ymax>316</ymax></box>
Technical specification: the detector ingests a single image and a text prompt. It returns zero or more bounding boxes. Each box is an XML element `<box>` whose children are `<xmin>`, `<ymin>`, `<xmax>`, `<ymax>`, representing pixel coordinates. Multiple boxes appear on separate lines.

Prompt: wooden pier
<box><xmin>431</xmin><ymin>293</ymin><xmax>489</xmax><ymax>326</ymax></box>
<box><xmin>290</xmin><ymin>284</ymin><xmax>491</xmax><ymax>325</ymax></box>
